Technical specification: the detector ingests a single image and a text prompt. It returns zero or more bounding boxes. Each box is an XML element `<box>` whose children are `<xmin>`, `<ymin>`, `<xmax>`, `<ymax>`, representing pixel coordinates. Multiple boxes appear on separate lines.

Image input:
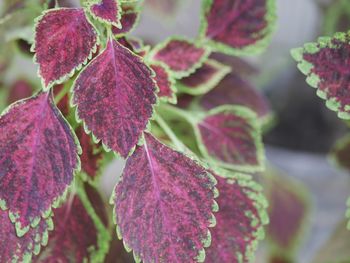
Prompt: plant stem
<box><xmin>159</xmin><ymin>104</ymin><xmax>198</xmax><ymax>125</ymax></box>
<box><xmin>154</xmin><ymin>114</ymin><xmax>187</xmax><ymax>152</ymax></box>
<box><xmin>54</xmin><ymin>83</ymin><xmax>70</xmax><ymax>104</ymax></box>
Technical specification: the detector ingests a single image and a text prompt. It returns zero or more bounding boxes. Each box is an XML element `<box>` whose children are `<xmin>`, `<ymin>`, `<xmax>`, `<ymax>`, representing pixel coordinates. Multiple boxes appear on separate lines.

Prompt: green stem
<box><xmin>154</xmin><ymin>114</ymin><xmax>186</xmax><ymax>152</ymax></box>
<box><xmin>159</xmin><ymin>104</ymin><xmax>198</xmax><ymax>125</ymax></box>
<box><xmin>54</xmin><ymin>83</ymin><xmax>70</xmax><ymax>104</ymax></box>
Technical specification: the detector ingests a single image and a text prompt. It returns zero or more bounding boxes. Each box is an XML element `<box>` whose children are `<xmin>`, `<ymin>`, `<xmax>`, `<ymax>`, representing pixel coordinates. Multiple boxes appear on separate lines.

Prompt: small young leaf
<box><xmin>72</xmin><ymin>38</ymin><xmax>157</xmax><ymax>158</ymax></box>
<box><xmin>34</xmin><ymin>190</ymin><xmax>109</xmax><ymax>262</ymax></box>
<box><xmin>33</xmin><ymin>8</ymin><xmax>98</xmax><ymax>89</ymax></box>
<box><xmin>178</xmin><ymin>59</ymin><xmax>230</xmax><ymax>95</ymax></box>
<box><xmin>200</xmin><ymin>0</ymin><xmax>276</xmax><ymax>55</ymax></box>
<box><xmin>199</xmin><ymin>73</ymin><xmax>272</xmax><ymax>121</ymax></box>
<box><xmin>112</xmin><ymin>133</ymin><xmax>218</xmax><ymax>263</ymax></box>
<box><xmin>205</xmin><ymin>172</ymin><xmax>268</xmax><ymax>263</ymax></box>
<box><xmin>0</xmin><ymin>210</ymin><xmax>53</xmax><ymax>263</ymax></box>
<box><xmin>151</xmin><ymin>37</ymin><xmax>210</xmax><ymax>78</ymax></box>
<box><xmin>194</xmin><ymin>105</ymin><xmax>264</xmax><ymax>173</ymax></box>
<box><xmin>150</xmin><ymin>62</ymin><xmax>177</xmax><ymax>103</ymax></box>
<box><xmin>112</xmin><ymin>6</ymin><xmax>140</xmax><ymax>36</ymax></box>
<box><xmin>291</xmin><ymin>32</ymin><xmax>350</xmax><ymax>119</ymax></box>
<box><xmin>76</xmin><ymin>126</ymin><xmax>103</xmax><ymax>183</ymax></box>
<box><xmin>0</xmin><ymin>91</ymin><xmax>80</xmax><ymax>234</ymax></box>
<box><xmin>330</xmin><ymin>135</ymin><xmax>350</xmax><ymax>172</ymax></box>
<box><xmin>87</xmin><ymin>0</ymin><xmax>122</xmax><ymax>28</ymax></box>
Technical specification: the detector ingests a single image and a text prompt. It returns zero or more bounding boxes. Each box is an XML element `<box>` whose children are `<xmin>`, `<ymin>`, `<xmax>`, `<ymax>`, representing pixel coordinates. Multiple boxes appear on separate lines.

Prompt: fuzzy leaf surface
<box><xmin>34</xmin><ymin>191</ymin><xmax>108</xmax><ymax>262</ymax></box>
<box><xmin>72</xmin><ymin>39</ymin><xmax>157</xmax><ymax>158</ymax></box>
<box><xmin>195</xmin><ymin>106</ymin><xmax>264</xmax><ymax>172</ymax></box>
<box><xmin>199</xmin><ymin>73</ymin><xmax>271</xmax><ymax>120</ymax></box>
<box><xmin>113</xmin><ymin>133</ymin><xmax>217</xmax><ymax>263</ymax></box>
<box><xmin>88</xmin><ymin>0</ymin><xmax>121</xmax><ymax>27</ymax></box>
<box><xmin>205</xmin><ymin>173</ymin><xmax>267</xmax><ymax>263</ymax></box>
<box><xmin>150</xmin><ymin>63</ymin><xmax>176</xmax><ymax>103</ymax></box>
<box><xmin>292</xmin><ymin>32</ymin><xmax>350</xmax><ymax>119</ymax></box>
<box><xmin>178</xmin><ymin>59</ymin><xmax>230</xmax><ymax>95</ymax></box>
<box><xmin>0</xmin><ymin>210</ymin><xmax>52</xmax><ymax>263</ymax></box>
<box><xmin>0</xmin><ymin>91</ymin><xmax>80</xmax><ymax>233</ymax></box>
<box><xmin>201</xmin><ymin>0</ymin><xmax>276</xmax><ymax>55</ymax></box>
<box><xmin>151</xmin><ymin>38</ymin><xmax>210</xmax><ymax>78</ymax></box>
<box><xmin>33</xmin><ymin>8</ymin><xmax>98</xmax><ymax>89</ymax></box>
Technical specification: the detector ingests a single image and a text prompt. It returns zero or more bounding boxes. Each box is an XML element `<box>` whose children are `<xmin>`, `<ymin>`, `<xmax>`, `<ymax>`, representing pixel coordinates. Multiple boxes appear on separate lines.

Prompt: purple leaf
<box><xmin>7</xmin><ymin>79</ymin><xmax>33</xmax><ymax>104</ymax></box>
<box><xmin>195</xmin><ymin>105</ymin><xmax>264</xmax><ymax>172</ymax></box>
<box><xmin>88</xmin><ymin>0</ymin><xmax>122</xmax><ymax>28</ymax></box>
<box><xmin>265</xmin><ymin>171</ymin><xmax>310</xmax><ymax>251</ymax></box>
<box><xmin>34</xmin><ymin>190</ymin><xmax>109</xmax><ymax>262</ymax></box>
<box><xmin>200</xmin><ymin>0</ymin><xmax>276</xmax><ymax>55</ymax></box>
<box><xmin>112</xmin><ymin>6</ymin><xmax>140</xmax><ymax>36</ymax></box>
<box><xmin>112</xmin><ymin>133</ymin><xmax>218</xmax><ymax>263</ymax></box>
<box><xmin>151</xmin><ymin>37</ymin><xmax>210</xmax><ymax>78</ymax></box>
<box><xmin>0</xmin><ymin>210</ymin><xmax>53</xmax><ymax>263</ymax></box>
<box><xmin>330</xmin><ymin>135</ymin><xmax>350</xmax><ymax>172</ymax></box>
<box><xmin>199</xmin><ymin>73</ymin><xmax>272</xmax><ymax>121</ymax></box>
<box><xmin>205</xmin><ymin>172</ymin><xmax>268</xmax><ymax>263</ymax></box>
<box><xmin>72</xmin><ymin>38</ymin><xmax>157</xmax><ymax>158</ymax></box>
<box><xmin>150</xmin><ymin>62</ymin><xmax>177</xmax><ymax>103</ymax></box>
<box><xmin>291</xmin><ymin>33</ymin><xmax>350</xmax><ymax>119</ymax></box>
<box><xmin>0</xmin><ymin>91</ymin><xmax>80</xmax><ymax>235</ymax></box>
<box><xmin>178</xmin><ymin>59</ymin><xmax>230</xmax><ymax>95</ymax></box>
<box><xmin>33</xmin><ymin>8</ymin><xmax>98</xmax><ymax>89</ymax></box>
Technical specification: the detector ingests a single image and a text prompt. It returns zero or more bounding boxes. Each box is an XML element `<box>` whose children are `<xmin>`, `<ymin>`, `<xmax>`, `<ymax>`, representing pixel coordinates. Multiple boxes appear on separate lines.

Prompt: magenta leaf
<box><xmin>34</xmin><ymin>188</ymin><xmax>110</xmax><ymax>262</ymax></box>
<box><xmin>112</xmin><ymin>132</ymin><xmax>218</xmax><ymax>262</ymax></box>
<box><xmin>151</xmin><ymin>37</ymin><xmax>210</xmax><ymax>78</ymax></box>
<box><xmin>112</xmin><ymin>6</ymin><xmax>140</xmax><ymax>36</ymax></box>
<box><xmin>178</xmin><ymin>59</ymin><xmax>231</xmax><ymax>95</ymax></box>
<box><xmin>194</xmin><ymin>105</ymin><xmax>264</xmax><ymax>172</ymax></box>
<box><xmin>0</xmin><ymin>210</ymin><xmax>53</xmax><ymax>263</ymax></box>
<box><xmin>150</xmin><ymin>62</ymin><xmax>177</xmax><ymax>103</ymax></box>
<box><xmin>33</xmin><ymin>8</ymin><xmax>98</xmax><ymax>89</ymax></box>
<box><xmin>76</xmin><ymin>126</ymin><xmax>103</xmax><ymax>183</ymax></box>
<box><xmin>206</xmin><ymin>171</ymin><xmax>268</xmax><ymax>263</ymax></box>
<box><xmin>87</xmin><ymin>0</ymin><xmax>122</xmax><ymax>28</ymax></box>
<box><xmin>330</xmin><ymin>135</ymin><xmax>350</xmax><ymax>172</ymax></box>
<box><xmin>291</xmin><ymin>33</ymin><xmax>350</xmax><ymax>119</ymax></box>
<box><xmin>72</xmin><ymin>38</ymin><xmax>157</xmax><ymax>158</ymax></box>
<box><xmin>199</xmin><ymin>73</ymin><xmax>272</xmax><ymax>122</ymax></box>
<box><xmin>200</xmin><ymin>0</ymin><xmax>276</xmax><ymax>55</ymax></box>
<box><xmin>265</xmin><ymin>171</ymin><xmax>310</xmax><ymax>252</ymax></box>
<box><xmin>0</xmin><ymin>91</ymin><xmax>80</xmax><ymax>235</ymax></box>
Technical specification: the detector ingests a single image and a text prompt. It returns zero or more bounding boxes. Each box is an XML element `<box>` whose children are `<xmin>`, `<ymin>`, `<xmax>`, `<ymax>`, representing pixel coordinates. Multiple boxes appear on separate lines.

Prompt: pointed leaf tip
<box><xmin>72</xmin><ymin>39</ymin><xmax>157</xmax><ymax>158</ymax></box>
<box><xmin>88</xmin><ymin>0</ymin><xmax>122</xmax><ymax>28</ymax></box>
<box><xmin>0</xmin><ymin>91</ymin><xmax>80</xmax><ymax>233</ymax></box>
<box><xmin>113</xmin><ymin>133</ymin><xmax>217</xmax><ymax>262</ymax></box>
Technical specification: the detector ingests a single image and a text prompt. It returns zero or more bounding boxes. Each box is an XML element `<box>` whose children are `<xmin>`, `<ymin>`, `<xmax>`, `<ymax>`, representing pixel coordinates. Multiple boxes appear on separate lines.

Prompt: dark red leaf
<box><xmin>53</xmin><ymin>84</ymin><xmax>70</xmax><ymax>117</ymax></box>
<box><xmin>0</xmin><ymin>210</ymin><xmax>53</xmax><ymax>263</ymax></box>
<box><xmin>200</xmin><ymin>0</ymin><xmax>276</xmax><ymax>55</ymax></box>
<box><xmin>178</xmin><ymin>59</ymin><xmax>230</xmax><ymax>95</ymax></box>
<box><xmin>72</xmin><ymin>38</ymin><xmax>157</xmax><ymax>158</ymax></box>
<box><xmin>7</xmin><ymin>79</ymin><xmax>33</xmax><ymax>104</ymax></box>
<box><xmin>34</xmin><ymin>191</ymin><xmax>109</xmax><ymax>262</ymax></box>
<box><xmin>112</xmin><ymin>133</ymin><xmax>218</xmax><ymax>262</ymax></box>
<box><xmin>151</xmin><ymin>38</ymin><xmax>210</xmax><ymax>78</ymax></box>
<box><xmin>33</xmin><ymin>8</ymin><xmax>98</xmax><ymax>89</ymax></box>
<box><xmin>265</xmin><ymin>171</ymin><xmax>309</xmax><ymax>250</ymax></box>
<box><xmin>199</xmin><ymin>73</ymin><xmax>271</xmax><ymax>121</ymax></box>
<box><xmin>205</xmin><ymin>172</ymin><xmax>268</xmax><ymax>263</ymax></box>
<box><xmin>112</xmin><ymin>7</ymin><xmax>139</xmax><ymax>36</ymax></box>
<box><xmin>76</xmin><ymin>126</ymin><xmax>103</xmax><ymax>182</ymax></box>
<box><xmin>88</xmin><ymin>0</ymin><xmax>121</xmax><ymax>28</ymax></box>
<box><xmin>150</xmin><ymin>62</ymin><xmax>176</xmax><ymax>103</ymax></box>
<box><xmin>291</xmin><ymin>33</ymin><xmax>350</xmax><ymax>119</ymax></box>
<box><xmin>195</xmin><ymin>105</ymin><xmax>264</xmax><ymax>172</ymax></box>
<box><xmin>84</xmin><ymin>184</ymin><xmax>109</xmax><ymax>227</ymax></box>
<box><xmin>0</xmin><ymin>91</ymin><xmax>80</xmax><ymax>235</ymax></box>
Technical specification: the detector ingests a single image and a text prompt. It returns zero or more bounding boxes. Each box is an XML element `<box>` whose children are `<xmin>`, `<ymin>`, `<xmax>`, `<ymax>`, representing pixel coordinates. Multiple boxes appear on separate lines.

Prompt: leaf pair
<box><xmin>112</xmin><ymin>133</ymin><xmax>268</xmax><ymax>262</ymax></box>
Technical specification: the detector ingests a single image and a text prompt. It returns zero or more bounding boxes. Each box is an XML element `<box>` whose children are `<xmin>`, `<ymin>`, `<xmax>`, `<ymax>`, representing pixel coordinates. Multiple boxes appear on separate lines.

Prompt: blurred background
<box><xmin>1</xmin><ymin>0</ymin><xmax>350</xmax><ymax>262</ymax></box>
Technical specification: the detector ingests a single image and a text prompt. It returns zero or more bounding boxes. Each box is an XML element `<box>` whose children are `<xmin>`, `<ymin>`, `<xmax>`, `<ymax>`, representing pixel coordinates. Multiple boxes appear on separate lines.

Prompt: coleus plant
<box><xmin>0</xmin><ymin>0</ymin><xmax>277</xmax><ymax>262</ymax></box>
